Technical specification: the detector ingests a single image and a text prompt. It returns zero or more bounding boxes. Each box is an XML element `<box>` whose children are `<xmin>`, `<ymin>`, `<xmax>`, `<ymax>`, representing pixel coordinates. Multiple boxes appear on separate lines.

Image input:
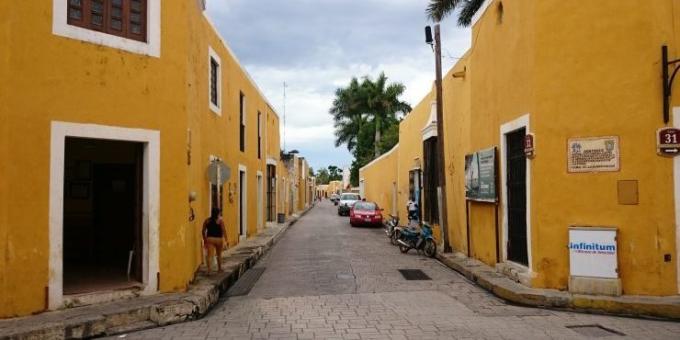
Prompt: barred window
<box><xmin>240</xmin><ymin>93</ymin><xmax>246</xmax><ymax>152</ymax></box>
<box><xmin>210</xmin><ymin>58</ymin><xmax>219</xmax><ymax>106</ymax></box>
<box><xmin>67</xmin><ymin>0</ymin><xmax>147</xmax><ymax>42</ymax></box>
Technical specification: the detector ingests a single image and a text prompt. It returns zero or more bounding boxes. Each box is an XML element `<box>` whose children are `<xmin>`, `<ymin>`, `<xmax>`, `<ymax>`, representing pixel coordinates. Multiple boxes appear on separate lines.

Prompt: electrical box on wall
<box><xmin>568</xmin><ymin>226</ymin><xmax>621</xmax><ymax>296</ymax></box>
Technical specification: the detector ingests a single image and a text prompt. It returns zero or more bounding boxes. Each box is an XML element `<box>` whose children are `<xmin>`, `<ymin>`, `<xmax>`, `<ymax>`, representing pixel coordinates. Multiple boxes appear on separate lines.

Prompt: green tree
<box><xmin>378</xmin><ymin>121</ymin><xmax>399</xmax><ymax>154</ymax></box>
<box><xmin>315</xmin><ymin>168</ymin><xmax>330</xmax><ymax>184</ymax></box>
<box><xmin>330</xmin><ymin>78</ymin><xmax>368</xmax><ymax>154</ymax></box>
<box><xmin>363</xmin><ymin>73</ymin><xmax>410</xmax><ymax>158</ymax></box>
<box><xmin>426</xmin><ymin>0</ymin><xmax>485</xmax><ymax>26</ymax></box>
<box><xmin>330</xmin><ymin>72</ymin><xmax>409</xmax><ymax>187</ymax></box>
<box><xmin>327</xmin><ymin>166</ymin><xmax>343</xmax><ymax>181</ymax></box>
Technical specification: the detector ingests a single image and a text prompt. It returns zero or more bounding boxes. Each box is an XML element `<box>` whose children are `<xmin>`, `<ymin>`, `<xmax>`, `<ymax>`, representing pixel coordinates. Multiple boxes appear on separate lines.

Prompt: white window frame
<box><xmin>49</xmin><ymin>121</ymin><xmax>160</xmax><ymax>310</ymax></box>
<box><xmin>238</xmin><ymin>164</ymin><xmax>248</xmax><ymax>241</ymax></box>
<box><xmin>240</xmin><ymin>93</ymin><xmax>247</xmax><ymax>126</ymax></box>
<box><xmin>208</xmin><ymin>46</ymin><xmax>222</xmax><ymax>115</ymax></box>
<box><xmin>52</xmin><ymin>0</ymin><xmax>161</xmax><ymax>57</ymax></box>
<box><xmin>240</xmin><ymin>93</ymin><xmax>247</xmax><ymax>151</ymax></box>
<box><xmin>256</xmin><ymin>171</ymin><xmax>264</xmax><ymax>231</ymax></box>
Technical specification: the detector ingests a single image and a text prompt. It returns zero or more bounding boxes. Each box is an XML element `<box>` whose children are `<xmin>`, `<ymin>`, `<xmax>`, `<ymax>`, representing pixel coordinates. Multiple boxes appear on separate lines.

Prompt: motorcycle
<box><xmin>397</xmin><ymin>222</ymin><xmax>437</xmax><ymax>258</ymax></box>
<box><xmin>384</xmin><ymin>215</ymin><xmax>400</xmax><ymax>245</ymax></box>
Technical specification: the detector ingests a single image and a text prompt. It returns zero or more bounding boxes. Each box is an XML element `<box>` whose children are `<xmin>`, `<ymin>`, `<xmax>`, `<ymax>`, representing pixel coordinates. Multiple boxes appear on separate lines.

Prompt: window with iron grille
<box><xmin>257</xmin><ymin>112</ymin><xmax>262</xmax><ymax>159</ymax></box>
<box><xmin>67</xmin><ymin>0</ymin><xmax>147</xmax><ymax>42</ymax></box>
<box><xmin>210</xmin><ymin>58</ymin><xmax>219</xmax><ymax>107</ymax></box>
<box><xmin>240</xmin><ymin>93</ymin><xmax>246</xmax><ymax>152</ymax></box>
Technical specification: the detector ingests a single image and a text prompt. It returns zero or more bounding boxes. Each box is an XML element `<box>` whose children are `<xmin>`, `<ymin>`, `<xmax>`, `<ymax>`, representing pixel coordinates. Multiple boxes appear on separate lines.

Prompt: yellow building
<box><xmin>327</xmin><ymin>180</ymin><xmax>344</xmax><ymax>196</ymax></box>
<box><xmin>0</xmin><ymin>1</ymin><xmax>310</xmax><ymax>318</ymax></box>
<box><xmin>362</xmin><ymin>0</ymin><xmax>680</xmax><ymax>297</ymax></box>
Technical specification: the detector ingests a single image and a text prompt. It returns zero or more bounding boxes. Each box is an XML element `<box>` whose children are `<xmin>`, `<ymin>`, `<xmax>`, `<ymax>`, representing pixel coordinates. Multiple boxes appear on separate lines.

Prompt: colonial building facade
<box><xmin>362</xmin><ymin>0</ymin><xmax>680</xmax><ymax>297</ymax></box>
<box><xmin>0</xmin><ymin>1</ymin><xmax>310</xmax><ymax>318</ymax></box>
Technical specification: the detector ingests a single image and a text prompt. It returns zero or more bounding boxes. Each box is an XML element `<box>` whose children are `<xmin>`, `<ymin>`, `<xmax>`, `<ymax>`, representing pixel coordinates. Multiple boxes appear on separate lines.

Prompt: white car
<box><xmin>337</xmin><ymin>193</ymin><xmax>361</xmax><ymax>216</ymax></box>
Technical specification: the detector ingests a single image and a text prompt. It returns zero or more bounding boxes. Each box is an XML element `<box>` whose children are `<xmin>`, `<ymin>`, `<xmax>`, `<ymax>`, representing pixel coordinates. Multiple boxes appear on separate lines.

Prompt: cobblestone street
<box><xmin>113</xmin><ymin>202</ymin><xmax>680</xmax><ymax>340</ymax></box>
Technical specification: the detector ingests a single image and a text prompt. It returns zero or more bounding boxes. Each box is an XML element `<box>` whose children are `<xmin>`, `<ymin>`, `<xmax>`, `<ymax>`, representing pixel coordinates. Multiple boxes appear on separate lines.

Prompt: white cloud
<box><xmin>206</xmin><ymin>1</ymin><xmax>471</xmax><ymax>170</ymax></box>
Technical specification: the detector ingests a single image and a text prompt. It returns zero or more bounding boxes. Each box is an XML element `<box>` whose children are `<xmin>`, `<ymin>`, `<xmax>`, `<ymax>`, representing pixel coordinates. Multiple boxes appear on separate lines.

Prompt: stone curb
<box><xmin>436</xmin><ymin>252</ymin><xmax>680</xmax><ymax>320</ymax></box>
<box><xmin>0</xmin><ymin>205</ymin><xmax>314</xmax><ymax>340</ymax></box>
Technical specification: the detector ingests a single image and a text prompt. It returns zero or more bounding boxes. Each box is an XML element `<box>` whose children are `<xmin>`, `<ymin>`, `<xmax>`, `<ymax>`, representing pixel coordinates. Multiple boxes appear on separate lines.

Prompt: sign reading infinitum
<box><xmin>567</xmin><ymin>136</ymin><xmax>620</xmax><ymax>173</ymax></box>
<box><xmin>569</xmin><ymin>227</ymin><xmax>618</xmax><ymax>279</ymax></box>
<box><xmin>465</xmin><ymin>147</ymin><xmax>496</xmax><ymax>202</ymax></box>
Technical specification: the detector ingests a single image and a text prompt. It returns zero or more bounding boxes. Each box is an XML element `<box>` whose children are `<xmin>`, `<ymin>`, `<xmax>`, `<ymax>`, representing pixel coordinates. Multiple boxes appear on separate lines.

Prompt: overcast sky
<box><xmin>206</xmin><ymin>0</ymin><xmax>471</xmax><ymax>172</ymax></box>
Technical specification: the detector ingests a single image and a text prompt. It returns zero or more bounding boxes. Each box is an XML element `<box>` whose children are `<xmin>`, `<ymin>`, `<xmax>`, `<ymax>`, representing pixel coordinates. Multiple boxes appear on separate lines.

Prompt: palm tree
<box><xmin>330</xmin><ymin>77</ymin><xmax>368</xmax><ymax>153</ymax></box>
<box><xmin>426</xmin><ymin>0</ymin><xmax>485</xmax><ymax>26</ymax></box>
<box><xmin>330</xmin><ymin>73</ymin><xmax>410</xmax><ymax>159</ymax></box>
<box><xmin>362</xmin><ymin>73</ymin><xmax>411</xmax><ymax>158</ymax></box>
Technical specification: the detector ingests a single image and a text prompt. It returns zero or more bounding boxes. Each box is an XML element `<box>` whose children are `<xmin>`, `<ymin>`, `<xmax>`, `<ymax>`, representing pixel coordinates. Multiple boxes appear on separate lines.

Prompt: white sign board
<box><xmin>567</xmin><ymin>136</ymin><xmax>620</xmax><ymax>173</ymax></box>
<box><xmin>569</xmin><ymin>227</ymin><xmax>618</xmax><ymax>279</ymax></box>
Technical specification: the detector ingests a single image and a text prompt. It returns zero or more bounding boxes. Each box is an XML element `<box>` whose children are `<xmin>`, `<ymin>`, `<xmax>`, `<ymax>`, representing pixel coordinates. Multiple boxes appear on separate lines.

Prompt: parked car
<box><xmin>337</xmin><ymin>193</ymin><xmax>361</xmax><ymax>216</ymax></box>
<box><xmin>330</xmin><ymin>194</ymin><xmax>340</xmax><ymax>205</ymax></box>
<box><xmin>350</xmin><ymin>201</ymin><xmax>383</xmax><ymax>227</ymax></box>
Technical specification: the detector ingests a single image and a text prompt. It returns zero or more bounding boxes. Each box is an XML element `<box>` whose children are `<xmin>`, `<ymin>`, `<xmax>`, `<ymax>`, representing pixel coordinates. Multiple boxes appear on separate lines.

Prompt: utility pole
<box><xmin>434</xmin><ymin>24</ymin><xmax>451</xmax><ymax>253</ymax></box>
<box><xmin>283</xmin><ymin>81</ymin><xmax>287</xmax><ymax>151</ymax></box>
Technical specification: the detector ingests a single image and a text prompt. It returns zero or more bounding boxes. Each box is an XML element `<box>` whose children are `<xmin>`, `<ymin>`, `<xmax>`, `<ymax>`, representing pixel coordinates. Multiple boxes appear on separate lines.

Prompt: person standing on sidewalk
<box><xmin>407</xmin><ymin>197</ymin><xmax>419</xmax><ymax>223</ymax></box>
<box><xmin>203</xmin><ymin>208</ymin><xmax>227</xmax><ymax>274</ymax></box>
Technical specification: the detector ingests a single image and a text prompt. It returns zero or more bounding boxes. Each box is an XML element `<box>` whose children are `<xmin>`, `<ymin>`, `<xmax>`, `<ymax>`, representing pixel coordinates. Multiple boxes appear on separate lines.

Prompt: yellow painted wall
<box><xmin>441</xmin><ymin>55</ymin><xmax>473</xmax><ymax>256</ymax></box>
<box><xmin>450</xmin><ymin>0</ymin><xmax>680</xmax><ymax>295</ymax></box>
<box><xmin>396</xmin><ymin>91</ymin><xmax>435</xmax><ymax>223</ymax></box>
<box><xmin>276</xmin><ymin>161</ymin><xmax>289</xmax><ymax>217</ymax></box>
<box><xmin>297</xmin><ymin>158</ymin><xmax>308</xmax><ymax>211</ymax></box>
<box><xmin>0</xmin><ymin>0</ymin><xmax>8</xmax><ymax>315</ymax></box>
<box><xmin>328</xmin><ymin>181</ymin><xmax>343</xmax><ymax>195</ymax></box>
<box><xmin>360</xmin><ymin>145</ymin><xmax>399</xmax><ymax>215</ymax></box>
<box><xmin>0</xmin><ymin>2</ymin><xmax>298</xmax><ymax>318</ymax></box>
<box><xmin>528</xmin><ymin>0</ymin><xmax>678</xmax><ymax>294</ymax></box>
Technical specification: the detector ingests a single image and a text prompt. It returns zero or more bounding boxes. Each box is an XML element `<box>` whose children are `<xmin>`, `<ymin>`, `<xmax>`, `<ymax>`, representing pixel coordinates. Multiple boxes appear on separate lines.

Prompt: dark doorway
<box><xmin>505</xmin><ymin>128</ymin><xmax>528</xmax><ymax>266</ymax></box>
<box><xmin>239</xmin><ymin>170</ymin><xmax>246</xmax><ymax>238</ymax></box>
<box><xmin>408</xmin><ymin>169</ymin><xmax>422</xmax><ymax>220</ymax></box>
<box><xmin>63</xmin><ymin>138</ymin><xmax>143</xmax><ymax>295</ymax></box>
<box><xmin>422</xmin><ymin>137</ymin><xmax>439</xmax><ymax>224</ymax></box>
<box><xmin>266</xmin><ymin>165</ymin><xmax>276</xmax><ymax>222</ymax></box>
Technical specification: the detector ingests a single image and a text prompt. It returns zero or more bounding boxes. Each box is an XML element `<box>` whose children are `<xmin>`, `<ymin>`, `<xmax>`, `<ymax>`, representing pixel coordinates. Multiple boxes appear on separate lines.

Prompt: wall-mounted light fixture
<box><xmin>662</xmin><ymin>45</ymin><xmax>680</xmax><ymax>124</ymax></box>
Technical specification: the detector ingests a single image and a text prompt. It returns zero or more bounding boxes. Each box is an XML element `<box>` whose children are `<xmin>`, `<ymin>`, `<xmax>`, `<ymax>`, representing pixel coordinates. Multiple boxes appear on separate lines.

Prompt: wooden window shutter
<box><xmin>67</xmin><ymin>0</ymin><xmax>148</xmax><ymax>42</ymax></box>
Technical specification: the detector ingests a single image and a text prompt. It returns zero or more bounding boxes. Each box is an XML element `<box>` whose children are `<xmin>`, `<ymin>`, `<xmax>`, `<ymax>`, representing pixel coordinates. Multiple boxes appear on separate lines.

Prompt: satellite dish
<box><xmin>207</xmin><ymin>160</ymin><xmax>231</xmax><ymax>185</ymax></box>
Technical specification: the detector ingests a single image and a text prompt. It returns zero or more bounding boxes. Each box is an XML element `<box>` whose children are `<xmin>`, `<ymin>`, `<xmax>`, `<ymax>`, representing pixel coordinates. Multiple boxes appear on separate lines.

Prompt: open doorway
<box><xmin>62</xmin><ymin>137</ymin><xmax>143</xmax><ymax>295</ymax></box>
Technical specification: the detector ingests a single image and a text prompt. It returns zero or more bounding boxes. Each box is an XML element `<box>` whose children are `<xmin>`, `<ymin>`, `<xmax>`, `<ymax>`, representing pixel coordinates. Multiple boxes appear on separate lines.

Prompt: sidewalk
<box><xmin>437</xmin><ymin>251</ymin><xmax>680</xmax><ymax>320</ymax></box>
<box><xmin>0</xmin><ymin>206</ymin><xmax>313</xmax><ymax>340</ymax></box>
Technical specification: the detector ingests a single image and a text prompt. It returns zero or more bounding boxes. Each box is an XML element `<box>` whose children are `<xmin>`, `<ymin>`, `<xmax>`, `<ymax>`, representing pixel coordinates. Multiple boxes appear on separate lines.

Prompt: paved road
<box><xmin>114</xmin><ymin>201</ymin><xmax>680</xmax><ymax>339</ymax></box>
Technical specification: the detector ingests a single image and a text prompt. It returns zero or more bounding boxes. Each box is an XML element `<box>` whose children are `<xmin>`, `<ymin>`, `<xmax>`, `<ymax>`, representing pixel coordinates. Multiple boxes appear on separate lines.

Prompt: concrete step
<box><xmin>106</xmin><ymin>320</ymin><xmax>157</xmax><ymax>337</ymax></box>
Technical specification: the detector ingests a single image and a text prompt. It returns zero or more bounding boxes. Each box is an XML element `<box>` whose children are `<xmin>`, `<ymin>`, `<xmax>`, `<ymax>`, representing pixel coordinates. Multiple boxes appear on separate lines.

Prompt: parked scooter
<box><xmin>384</xmin><ymin>215</ymin><xmax>400</xmax><ymax>245</ymax></box>
<box><xmin>396</xmin><ymin>221</ymin><xmax>437</xmax><ymax>258</ymax></box>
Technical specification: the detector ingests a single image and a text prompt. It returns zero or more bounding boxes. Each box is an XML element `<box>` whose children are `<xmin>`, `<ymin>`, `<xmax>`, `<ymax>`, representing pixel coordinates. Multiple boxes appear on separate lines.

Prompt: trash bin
<box><xmin>277</xmin><ymin>213</ymin><xmax>286</xmax><ymax>224</ymax></box>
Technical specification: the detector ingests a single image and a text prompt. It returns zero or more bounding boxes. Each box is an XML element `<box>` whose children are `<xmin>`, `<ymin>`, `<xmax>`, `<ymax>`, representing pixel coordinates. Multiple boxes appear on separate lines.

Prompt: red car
<box><xmin>349</xmin><ymin>201</ymin><xmax>383</xmax><ymax>227</ymax></box>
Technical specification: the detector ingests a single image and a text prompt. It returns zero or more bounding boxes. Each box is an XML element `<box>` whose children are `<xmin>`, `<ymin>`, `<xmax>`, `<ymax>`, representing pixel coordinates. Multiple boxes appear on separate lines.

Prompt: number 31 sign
<box><xmin>658</xmin><ymin>128</ymin><xmax>680</xmax><ymax>156</ymax></box>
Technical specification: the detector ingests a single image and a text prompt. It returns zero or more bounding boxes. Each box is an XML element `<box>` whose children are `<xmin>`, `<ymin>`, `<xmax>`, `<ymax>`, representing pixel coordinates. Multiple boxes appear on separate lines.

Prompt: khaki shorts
<box><xmin>205</xmin><ymin>237</ymin><xmax>225</xmax><ymax>256</ymax></box>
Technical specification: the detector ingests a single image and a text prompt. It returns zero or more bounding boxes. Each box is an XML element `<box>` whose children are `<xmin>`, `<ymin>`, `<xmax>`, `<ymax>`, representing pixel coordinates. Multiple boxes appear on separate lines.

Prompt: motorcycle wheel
<box><xmin>399</xmin><ymin>244</ymin><xmax>409</xmax><ymax>253</ymax></box>
<box><xmin>390</xmin><ymin>230</ymin><xmax>400</xmax><ymax>246</ymax></box>
<box><xmin>423</xmin><ymin>239</ymin><xmax>437</xmax><ymax>258</ymax></box>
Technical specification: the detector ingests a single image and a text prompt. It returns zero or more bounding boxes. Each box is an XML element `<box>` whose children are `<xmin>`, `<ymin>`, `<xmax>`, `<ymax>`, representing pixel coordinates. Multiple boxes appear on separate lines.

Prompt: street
<box><xmin>113</xmin><ymin>201</ymin><xmax>680</xmax><ymax>340</ymax></box>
